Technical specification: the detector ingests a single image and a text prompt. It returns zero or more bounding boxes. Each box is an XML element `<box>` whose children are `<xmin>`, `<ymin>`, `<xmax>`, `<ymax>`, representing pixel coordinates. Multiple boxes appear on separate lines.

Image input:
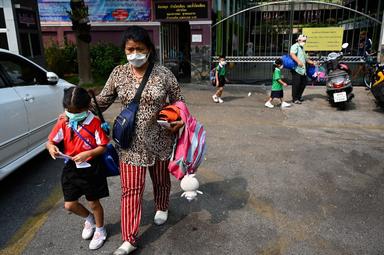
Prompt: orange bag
<box><xmin>158</xmin><ymin>105</ymin><xmax>180</xmax><ymax>122</ymax></box>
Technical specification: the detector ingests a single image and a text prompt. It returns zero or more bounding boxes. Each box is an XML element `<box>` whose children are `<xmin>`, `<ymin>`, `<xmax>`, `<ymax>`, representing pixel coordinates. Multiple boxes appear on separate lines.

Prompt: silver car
<box><xmin>0</xmin><ymin>49</ymin><xmax>75</xmax><ymax>180</ymax></box>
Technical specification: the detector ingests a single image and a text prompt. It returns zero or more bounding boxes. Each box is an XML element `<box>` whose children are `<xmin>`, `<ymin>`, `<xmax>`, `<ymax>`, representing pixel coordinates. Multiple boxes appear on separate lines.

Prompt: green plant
<box><xmin>44</xmin><ymin>41</ymin><xmax>77</xmax><ymax>77</ymax></box>
<box><xmin>90</xmin><ymin>43</ymin><xmax>125</xmax><ymax>81</ymax></box>
<box><xmin>45</xmin><ymin>42</ymin><xmax>124</xmax><ymax>82</ymax></box>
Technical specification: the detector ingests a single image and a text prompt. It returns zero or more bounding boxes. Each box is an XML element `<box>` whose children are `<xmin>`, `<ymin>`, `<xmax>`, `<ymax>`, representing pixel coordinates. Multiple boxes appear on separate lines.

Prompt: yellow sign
<box><xmin>303</xmin><ymin>27</ymin><xmax>344</xmax><ymax>51</ymax></box>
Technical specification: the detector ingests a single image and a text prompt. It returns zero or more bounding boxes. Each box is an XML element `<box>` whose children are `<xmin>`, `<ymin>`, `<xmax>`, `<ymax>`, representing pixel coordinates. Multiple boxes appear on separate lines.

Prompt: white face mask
<box><xmin>279</xmin><ymin>65</ymin><xmax>284</xmax><ymax>69</ymax></box>
<box><xmin>299</xmin><ymin>42</ymin><xmax>306</xmax><ymax>47</ymax></box>
<box><xmin>220</xmin><ymin>61</ymin><xmax>227</xmax><ymax>66</ymax></box>
<box><xmin>127</xmin><ymin>53</ymin><xmax>149</xmax><ymax>68</ymax></box>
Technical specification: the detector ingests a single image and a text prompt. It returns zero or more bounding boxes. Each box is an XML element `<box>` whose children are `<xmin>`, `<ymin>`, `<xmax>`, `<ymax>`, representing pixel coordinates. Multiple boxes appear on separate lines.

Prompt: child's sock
<box><xmin>96</xmin><ymin>226</ymin><xmax>106</xmax><ymax>234</ymax></box>
<box><xmin>85</xmin><ymin>213</ymin><xmax>95</xmax><ymax>224</ymax></box>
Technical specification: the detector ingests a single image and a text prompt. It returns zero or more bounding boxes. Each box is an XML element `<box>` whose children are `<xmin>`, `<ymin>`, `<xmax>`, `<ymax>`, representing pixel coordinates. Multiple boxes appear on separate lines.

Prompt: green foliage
<box><xmin>44</xmin><ymin>42</ymin><xmax>125</xmax><ymax>85</ymax></box>
<box><xmin>44</xmin><ymin>41</ymin><xmax>77</xmax><ymax>77</ymax></box>
<box><xmin>90</xmin><ymin>43</ymin><xmax>125</xmax><ymax>81</ymax></box>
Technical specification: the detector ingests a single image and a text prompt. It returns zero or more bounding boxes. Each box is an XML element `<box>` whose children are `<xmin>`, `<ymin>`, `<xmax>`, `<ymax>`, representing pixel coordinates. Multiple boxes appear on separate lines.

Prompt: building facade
<box><xmin>38</xmin><ymin>0</ymin><xmax>211</xmax><ymax>82</ymax></box>
<box><xmin>0</xmin><ymin>0</ymin><xmax>45</xmax><ymax>65</ymax></box>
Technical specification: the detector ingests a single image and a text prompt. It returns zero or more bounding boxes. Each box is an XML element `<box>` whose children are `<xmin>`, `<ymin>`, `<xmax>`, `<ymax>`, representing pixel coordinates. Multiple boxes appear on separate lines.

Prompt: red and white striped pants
<box><xmin>119</xmin><ymin>160</ymin><xmax>171</xmax><ymax>245</ymax></box>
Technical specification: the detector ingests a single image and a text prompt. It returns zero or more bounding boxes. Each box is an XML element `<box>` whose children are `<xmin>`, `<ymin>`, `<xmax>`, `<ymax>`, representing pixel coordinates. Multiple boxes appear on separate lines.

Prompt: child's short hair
<box><xmin>273</xmin><ymin>58</ymin><xmax>283</xmax><ymax>72</ymax></box>
<box><xmin>274</xmin><ymin>58</ymin><xmax>283</xmax><ymax>66</ymax></box>
<box><xmin>63</xmin><ymin>87</ymin><xmax>91</xmax><ymax>110</ymax></box>
<box><xmin>219</xmin><ymin>55</ymin><xmax>225</xmax><ymax>59</ymax></box>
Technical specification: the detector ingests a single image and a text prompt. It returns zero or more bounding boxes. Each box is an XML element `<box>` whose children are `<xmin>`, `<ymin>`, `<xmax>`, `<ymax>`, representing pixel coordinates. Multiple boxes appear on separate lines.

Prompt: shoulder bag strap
<box><xmin>132</xmin><ymin>62</ymin><xmax>154</xmax><ymax>103</ymax></box>
<box><xmin>71</xmin><ymin>125</ymin><xmax>96</xmax><ymax>149</ymax></box>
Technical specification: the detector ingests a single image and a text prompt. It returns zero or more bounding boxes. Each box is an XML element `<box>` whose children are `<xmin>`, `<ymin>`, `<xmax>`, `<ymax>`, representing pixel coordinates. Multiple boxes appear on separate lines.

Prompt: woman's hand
<box><xmin>59</xmin><ymin>112</ymin><xmax>68</xmax><ymax>120</ymax></box>
<box><xmin>167</xmin><ymin>120</ymin><xmax>184</xmax><ymax>134</ymax></box>
<box><xmin>297</xmin><ymin>60</ymin><xmax>304</xmax><ymax>67</ymax></box>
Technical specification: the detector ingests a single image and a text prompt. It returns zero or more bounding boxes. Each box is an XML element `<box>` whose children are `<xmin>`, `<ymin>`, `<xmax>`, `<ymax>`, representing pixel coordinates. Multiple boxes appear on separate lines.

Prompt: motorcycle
<box><xmin>369</xmin><ymin>63</ymin><xmax>384</xmax><ymax>107</ymax></box>
<box><xmin>322</xmin><ymin>43</ymin><xmax>354</xmax><ymax>109</ymax></box>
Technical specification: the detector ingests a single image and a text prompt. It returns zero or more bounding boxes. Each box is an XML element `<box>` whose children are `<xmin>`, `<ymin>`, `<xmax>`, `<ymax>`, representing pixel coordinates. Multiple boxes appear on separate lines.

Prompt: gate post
<box><xmin>288</xmin><ymin>0</ymin><xmax>294</xmax><ymax>51</ymax></box>
<box><xmin>379</xmin><ymin>13</ymin><xmax>384</xmax><ymax>64</ymax></box>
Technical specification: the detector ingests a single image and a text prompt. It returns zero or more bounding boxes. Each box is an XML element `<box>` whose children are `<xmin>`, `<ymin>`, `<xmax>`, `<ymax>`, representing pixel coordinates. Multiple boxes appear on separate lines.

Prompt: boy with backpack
<box><xmin>212</xmin><ymin>55</ymin><xmax>227</xmax><ymax>104</ymax></box>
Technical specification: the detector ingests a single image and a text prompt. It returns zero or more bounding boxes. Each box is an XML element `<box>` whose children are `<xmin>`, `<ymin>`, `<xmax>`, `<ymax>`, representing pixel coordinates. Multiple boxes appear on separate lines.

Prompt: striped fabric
<box><xmin>119</xmin><ymin>160</ymin><xmax>171</xmax><ymax>245</ymax></box>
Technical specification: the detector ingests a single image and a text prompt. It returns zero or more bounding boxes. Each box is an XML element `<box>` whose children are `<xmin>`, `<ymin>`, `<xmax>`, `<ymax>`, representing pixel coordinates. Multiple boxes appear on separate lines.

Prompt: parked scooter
<box><xmin>369</xmin><ymin>63</ymin><xmax>384</xmax><ymax>107</ymax></box>
<box><xmin>322</xmin><ymin>43</ymin><xmax>354</xmax><ymax>109</ymax></box>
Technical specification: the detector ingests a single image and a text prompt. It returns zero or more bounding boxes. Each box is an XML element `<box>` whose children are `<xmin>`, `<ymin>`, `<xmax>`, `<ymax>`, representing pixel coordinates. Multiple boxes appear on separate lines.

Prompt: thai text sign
<box><xmin>303</xmin><ymin>27</ymin><xmax>344</xmax><ymax>51</ymax></box>
<box><xmin>38</xmin><ymin>0</ymin><xmax>150</xmax><ymax>23</ymax></box>
<box><xmin>154</xmin><ymin>1</ymin><xmax>208</xmax><ymax>20</ymax></box>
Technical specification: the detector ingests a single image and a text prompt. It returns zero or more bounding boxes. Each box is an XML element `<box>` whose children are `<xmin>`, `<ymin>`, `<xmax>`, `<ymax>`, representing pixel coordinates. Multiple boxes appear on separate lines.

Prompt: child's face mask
<box><xmin>220</xmin><ymin>61</ymin><xmax>227</xmax><ymax>66</ymax></box>
<box><xmin>279</xmin><ymin>65</ymin><xmax>284</xmax><ymax>69</ymax></box>
<box><xmin>65</xmin><ymin>110</ymin><xmax>88</xmax><ymax>129</ymax></box>
<box><xmin>299</xmin><ymin>41</ymin><xmax>306</xmax><ymax>47</ymax></box>
<box><xmin>65</xmin><ymin>111</ymin><xmax>88</xmax><ymax>122</ymax></box>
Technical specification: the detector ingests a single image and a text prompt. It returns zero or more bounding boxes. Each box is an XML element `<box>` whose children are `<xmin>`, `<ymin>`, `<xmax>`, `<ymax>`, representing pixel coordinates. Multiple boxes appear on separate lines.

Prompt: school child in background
<box><xmin>212</xmin><ymin>55</ymin><xmax>227</xmax><ymax>104</ymax></box>
<box><xmin>265</xmin><ymin>58</ymin><xmax>291</xmax><ymax>109</ymax></box>
<box><xmin>46</xmin><ymin>87</ymin><xmax>110</xmax><ymax>250</ymax></box>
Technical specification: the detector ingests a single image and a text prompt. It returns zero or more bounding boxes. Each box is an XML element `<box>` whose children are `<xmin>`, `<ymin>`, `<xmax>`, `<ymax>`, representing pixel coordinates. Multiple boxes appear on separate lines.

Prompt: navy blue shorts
<box><xmin>271</xmin><ymin>90</ymin><xmax>283</xmax><ymax>99</ymax></box>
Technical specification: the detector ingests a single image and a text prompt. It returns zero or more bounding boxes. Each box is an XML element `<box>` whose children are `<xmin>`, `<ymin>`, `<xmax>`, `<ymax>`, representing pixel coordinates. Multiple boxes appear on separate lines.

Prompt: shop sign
<box><xmin>154</xmin><ymin>1</ymin><xmax>208</xmax><ymax>21</ymax></box>
<box><xmin>303</xmin><ymin>27</ymin><xmax>344</xmax><ymax>51</ymax></box>
<box><xmin>16</xmin><ymin>9</ymin><xmax>37</xmax><ymax>29</ymax></box>
<box><xmin>38</xmin><ymin>0</ymin><xmax>150</xmax><ymax>23</ymax></box>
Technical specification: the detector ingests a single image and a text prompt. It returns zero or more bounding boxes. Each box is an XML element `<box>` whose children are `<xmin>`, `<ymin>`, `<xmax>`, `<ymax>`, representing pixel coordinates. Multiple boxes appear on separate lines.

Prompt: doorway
<box><xmin>161</xmin><ymin>22</ymin><xmax>191</xmax><ymax>82</ymax></box>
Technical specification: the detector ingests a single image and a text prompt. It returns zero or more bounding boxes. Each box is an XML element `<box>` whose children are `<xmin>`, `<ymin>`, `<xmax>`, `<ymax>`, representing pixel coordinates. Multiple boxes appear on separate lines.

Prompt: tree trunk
<box><xmin>69</xmin><ymin>0</ymin><xmax>93</xmax><ymax>85</ymax></box>
<box><xmin>76</xmin><ymin>36</ymin><xmax>92</xmax><ymax>84</ymax></box>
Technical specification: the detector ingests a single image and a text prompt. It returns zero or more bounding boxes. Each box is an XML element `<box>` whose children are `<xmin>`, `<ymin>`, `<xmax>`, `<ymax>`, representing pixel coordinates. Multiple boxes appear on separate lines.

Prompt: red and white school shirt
<box><xmin>48</xmin><ymin>111</ymin><xmax>109</xmax><ymax>158</ymax></box>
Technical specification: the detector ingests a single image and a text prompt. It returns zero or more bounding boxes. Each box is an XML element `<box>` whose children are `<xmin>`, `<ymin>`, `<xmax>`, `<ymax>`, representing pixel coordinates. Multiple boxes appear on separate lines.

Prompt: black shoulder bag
<box><xmin>112</xmin><ymin>62</ymin><xmax>154</xmax><ymax>149</ymax></box>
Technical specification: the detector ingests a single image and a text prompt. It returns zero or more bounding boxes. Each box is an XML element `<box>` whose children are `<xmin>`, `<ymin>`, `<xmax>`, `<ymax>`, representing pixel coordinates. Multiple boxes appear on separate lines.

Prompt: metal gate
<box><xmin>161</xmin><ymin>22</ymin><xmax>191</xmax><ymax>82</ymax></box>
<box><xmin>211</xmin><ymin>0</ymin><xmax>383</xmax><ymax>85</ymax></box>
<box><xmin>161</xmin><ymin>23</ymin><xmax>180</xmax><ymax>79</ymax></box>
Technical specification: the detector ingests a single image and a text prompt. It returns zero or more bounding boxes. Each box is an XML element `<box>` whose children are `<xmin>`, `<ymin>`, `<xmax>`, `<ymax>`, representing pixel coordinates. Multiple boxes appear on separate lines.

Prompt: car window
<box><xmin>0</xmin><ymin>53</ymin><xmax>47</xmax><ymax>86</ymax></box>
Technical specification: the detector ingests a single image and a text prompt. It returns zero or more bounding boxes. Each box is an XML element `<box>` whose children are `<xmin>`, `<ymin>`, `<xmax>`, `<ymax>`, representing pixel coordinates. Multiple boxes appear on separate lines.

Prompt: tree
<box><xmin>67</xmin><ymin>0</ymin><xmax>93</xmax><ymax>85</ymax></box>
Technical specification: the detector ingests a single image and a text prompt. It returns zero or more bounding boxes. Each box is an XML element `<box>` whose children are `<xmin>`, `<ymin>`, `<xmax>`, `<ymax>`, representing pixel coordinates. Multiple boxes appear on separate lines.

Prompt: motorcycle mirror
<box><xmin>341</xmin><ymin>43</ymin><xmax>349</xmax><ymax>49</ymax></box>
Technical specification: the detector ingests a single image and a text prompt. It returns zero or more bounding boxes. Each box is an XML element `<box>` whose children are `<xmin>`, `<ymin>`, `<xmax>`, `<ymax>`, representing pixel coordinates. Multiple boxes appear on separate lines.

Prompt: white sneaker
<box><xmin>154</xmin><ymin>210</ymin><xmax>168</xmax><ymax>225</ymax></box>
<box><xmin>264</xmin><ymin>101</ymin><xmax>274</xmax><ymax>108</ymax></box>
<box><xmin>218</xmin><ymin>97</ymin><xmax>224</xmax><ymax>103</ymax></box>
<box><xmin>212</xmin><ymin>95</ymin><xmax>219</xmax><ymax>103</ymax></box>
<box><xmin>89</xmin><ymin>229</ymin><xmax>107</xmax><ymax>250</ymax></box>
<box><xmin>281</xmin><ymin>101</ymin><xmax>291</xmax><ymax>108</ymax></box>
<box><xmin>82</xmin><ymin>220</ymin><xmax>95</xmax><ymax>240</ymax></box>
<box><xmin>113</xmin><ymin>241</ymin><xmax>137</xmax><ymax>255</ymax></box>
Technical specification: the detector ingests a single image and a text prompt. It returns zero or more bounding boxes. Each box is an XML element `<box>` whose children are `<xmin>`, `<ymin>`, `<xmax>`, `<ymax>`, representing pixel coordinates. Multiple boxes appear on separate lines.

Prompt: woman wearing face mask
<box><xmin>91</xmin><ymin>26</ymin><xmax>184</xmax><ymax>255</ymax></box>
<box><xmin>289</xmin><ymin>34</ymin><xmax>316</xmax><ymax>104</ymax></box>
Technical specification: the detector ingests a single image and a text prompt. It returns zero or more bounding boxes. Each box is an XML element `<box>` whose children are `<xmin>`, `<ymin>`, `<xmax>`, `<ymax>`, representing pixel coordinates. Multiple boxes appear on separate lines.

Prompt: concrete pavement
<box><xmin>21</xmin><ymin>84</ymin><xmax>384</xmax><ymax>255</ymax></box>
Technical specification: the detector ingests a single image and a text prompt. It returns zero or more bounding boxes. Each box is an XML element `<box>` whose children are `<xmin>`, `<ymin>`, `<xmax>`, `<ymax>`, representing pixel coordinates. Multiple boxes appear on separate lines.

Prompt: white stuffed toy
<box><xmin>180</xmin><ymin>174</ymin><xmax>203</xmax><ymax>201</ymax></box>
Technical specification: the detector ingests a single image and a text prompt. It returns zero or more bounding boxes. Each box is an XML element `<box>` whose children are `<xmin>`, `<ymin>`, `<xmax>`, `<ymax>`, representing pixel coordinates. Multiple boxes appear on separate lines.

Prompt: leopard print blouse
<box><xmin>93</xmin><ymin>62</ymin><xmax>184</xmax><ymax>167</ymax></box>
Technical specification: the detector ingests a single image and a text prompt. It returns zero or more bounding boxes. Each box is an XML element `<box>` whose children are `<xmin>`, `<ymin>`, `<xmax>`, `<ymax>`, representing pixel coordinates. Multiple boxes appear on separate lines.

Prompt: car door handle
<box><xmin>23</xmin><ymin>95</ymin><xmax>35</xmax><ymax>102</ymax></box>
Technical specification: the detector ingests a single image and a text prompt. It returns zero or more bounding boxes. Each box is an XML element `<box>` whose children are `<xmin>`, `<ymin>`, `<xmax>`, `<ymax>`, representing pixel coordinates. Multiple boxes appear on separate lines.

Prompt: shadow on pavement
<box><xmin>221</xmin><ymin>96</ymin><xmax>245</xmax><ymax>102</ymax></box>
<box><xmin>137</xmin><ymin>177</ymin><xmax>249</xmax><ymax>248</ymax></box>
<box><xmin>302</xmin><ymin>93</ymin><xmax>328</xmax><ymax>101</ymax></box>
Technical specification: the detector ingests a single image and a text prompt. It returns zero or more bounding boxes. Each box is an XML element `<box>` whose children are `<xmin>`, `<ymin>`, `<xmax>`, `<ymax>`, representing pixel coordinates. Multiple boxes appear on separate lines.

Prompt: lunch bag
<box><xmin>282</xmin><ymin>54</ymin><xmax>297</xmax><ymax>70</ymax></box>
<box><xmin>71</xmin><ymin>125</ymin><xmax>120</xmax><ymax>177</ymax></box>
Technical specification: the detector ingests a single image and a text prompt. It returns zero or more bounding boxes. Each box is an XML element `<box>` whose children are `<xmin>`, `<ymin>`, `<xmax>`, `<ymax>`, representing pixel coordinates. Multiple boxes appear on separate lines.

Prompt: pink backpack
<box><xmin>168</xmin><ymin>101</ymin><xmax>206</xmax><ymax>180</ymax></box>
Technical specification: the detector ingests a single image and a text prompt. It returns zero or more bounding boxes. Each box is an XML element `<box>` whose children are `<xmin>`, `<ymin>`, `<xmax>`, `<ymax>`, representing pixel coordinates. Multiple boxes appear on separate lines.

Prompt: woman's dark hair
<box><xmin>63</xmin><ymin>87</ymin><xmax>91</xmax><ymax>111</ymax></box>
<box><xmin>121</xmin><ymin>26</ymin><xmax>157</xmax><ymax>63</ymax></box>
<box><xmin>272</xmin><ymin>58</ymin><xmax>283</xmax><ymax>72</ymax></box>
